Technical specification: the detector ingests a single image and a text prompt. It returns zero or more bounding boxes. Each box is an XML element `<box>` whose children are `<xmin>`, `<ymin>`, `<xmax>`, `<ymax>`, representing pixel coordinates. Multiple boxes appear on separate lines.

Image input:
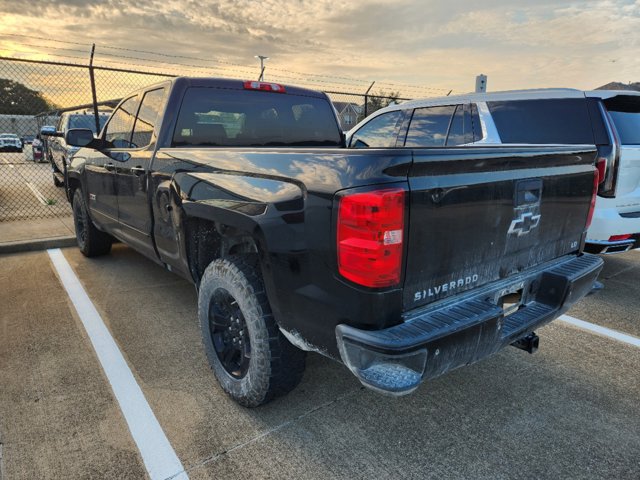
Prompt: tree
<box><xmin>0</xmin><ymin>78</ymin><xmax>56</xmax><ymax>115</ymax></box>
<box><xmin>364</xmin><ymin>90</ymin><xmax>401</xmax><ymax>118</ymax></box>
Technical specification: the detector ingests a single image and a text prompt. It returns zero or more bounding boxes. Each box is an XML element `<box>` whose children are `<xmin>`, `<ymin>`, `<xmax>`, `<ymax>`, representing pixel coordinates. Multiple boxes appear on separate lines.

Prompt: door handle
<box><xmin>130</xmin><ymin>166</ymin><xmax>145</xmax><ymax>176</ymax></box>
<box><xmin>104</xmin><ymin>163</ymin><xmax>115</xmax><ymax>171</ymax></box>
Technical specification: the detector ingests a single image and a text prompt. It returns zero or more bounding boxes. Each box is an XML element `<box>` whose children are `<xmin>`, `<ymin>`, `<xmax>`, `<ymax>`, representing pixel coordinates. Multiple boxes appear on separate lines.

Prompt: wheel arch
<box><xmin>181</xmin><ymin>207</ymin><xmax>269</xmax><ymax>288</ymax></box>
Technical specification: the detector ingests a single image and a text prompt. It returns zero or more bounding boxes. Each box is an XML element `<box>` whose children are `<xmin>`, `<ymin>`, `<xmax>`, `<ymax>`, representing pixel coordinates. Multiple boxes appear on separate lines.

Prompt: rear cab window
<box><xmin>172</xmin><ymin>88</ymin><xmax>342</xmax><ymax>147</ymax></box>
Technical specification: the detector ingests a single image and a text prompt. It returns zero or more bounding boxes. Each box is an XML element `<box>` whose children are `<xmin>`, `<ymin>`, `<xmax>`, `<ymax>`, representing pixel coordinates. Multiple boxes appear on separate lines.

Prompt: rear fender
<box><xmin>168</xmin><ymin>171</ymin><xmax>306</xmax><ymax>299</ymax></box>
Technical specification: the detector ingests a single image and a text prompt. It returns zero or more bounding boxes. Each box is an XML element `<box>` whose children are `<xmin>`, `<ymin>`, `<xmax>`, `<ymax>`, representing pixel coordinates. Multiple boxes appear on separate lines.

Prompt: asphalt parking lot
<box><xmin>1</xmin><ymin>246</ymin><xmax>639</xmax><ymax>479</ymax></box>
<box><xmin>0</xmin><ymin>151</ymin><xmax>70</xmax><ymax>221</ymax></box>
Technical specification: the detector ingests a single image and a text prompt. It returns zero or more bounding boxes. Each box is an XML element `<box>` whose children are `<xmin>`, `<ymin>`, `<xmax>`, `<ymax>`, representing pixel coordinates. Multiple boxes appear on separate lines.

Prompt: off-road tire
<box><xmin>72</xmin><ymin>188</ymin><xmax>112</xmax><ymax>257</ymax></box>
<box><xmin>198</xmin><ymin>256</ymin><xmax>306</xmax><ymax>407</ymax></box>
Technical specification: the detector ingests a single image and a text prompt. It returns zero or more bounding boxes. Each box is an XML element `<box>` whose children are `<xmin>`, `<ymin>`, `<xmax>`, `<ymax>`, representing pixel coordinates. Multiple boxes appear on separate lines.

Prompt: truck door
<box><xmin>85</xmin><ymin>95</ymin><xmax>139</xmax><ymax>231</ymax></box>
<box><xmin>114</xmin><ymin>87</ymin><xmax>167</xmax><ymax>259</ymax></box>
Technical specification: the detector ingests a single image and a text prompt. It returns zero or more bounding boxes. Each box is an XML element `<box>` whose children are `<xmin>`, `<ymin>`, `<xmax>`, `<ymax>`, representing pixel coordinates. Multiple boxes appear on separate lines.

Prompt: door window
<box><xmin>349</xmin><ymin>111</ymin><xmax>404</xmax><ymax>148</ymax></box>
<box><xmin>104</xmin><ymin>96</ymin><xmax>139</xmax><ymax>148</ymax></box>
<box><xmin>405</xmin><ymin>105</ymin><xmax>456</xmax><ymax>147</ymax></box>
<box><xmin>131</xmin><ymin>88</ymin><xmax>167</xmax><ymax>148</ymax></box>
<box><xmin>446</xmin><ymin>105</ymin><xmax>475</xmax><ymax>146</ymax></box>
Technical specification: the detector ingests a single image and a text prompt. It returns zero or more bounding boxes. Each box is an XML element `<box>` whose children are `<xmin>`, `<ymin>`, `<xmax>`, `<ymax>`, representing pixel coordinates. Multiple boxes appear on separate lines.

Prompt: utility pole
<box><xmin>363</xmin><ymin>81</ymin><xmax>375</xmax><ymax>117</ymax></box>
<box><xmin>255</xmin><ymin>55</ymin><xmax>269</xmax><ymax>81</ymax></box>
<box><xmin>89</xmin><ymin>44</ymin><xmax>100</xmax><ymax>134</ymax></box>
<box><xmin>475</xmin><ymin>74</ymin><xmax>487</xmax><ymax>93</ymax></box>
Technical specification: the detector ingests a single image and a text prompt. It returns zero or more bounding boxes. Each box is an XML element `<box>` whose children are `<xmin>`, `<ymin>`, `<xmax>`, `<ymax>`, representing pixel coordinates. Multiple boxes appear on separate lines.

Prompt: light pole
<box><xmin>255</xmin><ymin>55</ymin><xmax>269</xmax><ymax>81</ymax></box>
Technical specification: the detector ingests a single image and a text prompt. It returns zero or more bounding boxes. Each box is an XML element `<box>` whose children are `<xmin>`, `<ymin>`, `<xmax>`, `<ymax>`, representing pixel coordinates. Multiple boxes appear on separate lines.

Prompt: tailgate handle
<box><xmin>515</xmin><ymin>179</ymin><xmax>542</xmax><ymax>206</ymax></box>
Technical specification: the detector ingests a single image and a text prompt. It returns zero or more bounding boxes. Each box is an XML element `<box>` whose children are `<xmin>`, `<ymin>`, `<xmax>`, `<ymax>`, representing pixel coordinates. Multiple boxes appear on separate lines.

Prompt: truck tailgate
<box><xmin>404</xmin><ymin>146</ymin><xmax>597</xmax><ymax>310</ymax></box>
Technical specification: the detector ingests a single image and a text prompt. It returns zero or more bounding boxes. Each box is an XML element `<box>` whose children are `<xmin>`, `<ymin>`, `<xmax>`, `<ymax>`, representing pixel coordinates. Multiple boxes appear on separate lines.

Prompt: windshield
<box><xmin>0</xmin><ymin>134</ymin><xmax>18</xmax><ymax>139</ymax></box>
<box><xmin>68</xmin><ymin>114</ymin><xmax>109</xmax><ymax>133</ymax></box>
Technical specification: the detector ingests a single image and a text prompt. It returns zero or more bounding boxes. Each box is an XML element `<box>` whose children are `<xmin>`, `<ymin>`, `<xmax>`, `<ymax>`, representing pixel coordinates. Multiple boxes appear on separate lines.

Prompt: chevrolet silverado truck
<box><xmin>54</xmin><ymin>79</ymin><xmax>603</xmax><ymax>406</ymax></box>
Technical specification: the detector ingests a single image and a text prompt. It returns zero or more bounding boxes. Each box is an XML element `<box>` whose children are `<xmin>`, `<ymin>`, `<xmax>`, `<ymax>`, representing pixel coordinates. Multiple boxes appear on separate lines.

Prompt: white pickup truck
<box><xmin>585</xmin><ymin>90</ymin><xmax>640</xmax><ymax>254</ymax></box>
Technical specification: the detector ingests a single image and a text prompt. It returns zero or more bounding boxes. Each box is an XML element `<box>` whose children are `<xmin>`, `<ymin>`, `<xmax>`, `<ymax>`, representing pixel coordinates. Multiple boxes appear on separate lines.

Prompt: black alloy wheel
<box><xmin>209</xmin><ymin>288</ymin><xmax>251</xmax><ymax>379</ymax></box>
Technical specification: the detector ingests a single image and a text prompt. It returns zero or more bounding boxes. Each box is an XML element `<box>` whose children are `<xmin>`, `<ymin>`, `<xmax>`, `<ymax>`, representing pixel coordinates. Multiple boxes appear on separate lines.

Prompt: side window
<box><xmin>405</xmin><ymin>105</ymin><xmax>456</xmax><ymax>147</ymax></box>
<box><xmin>105</xmin><ymin>96</ymin><xmax>139</xmax><ymax>148</ymax></box>
<box><xmin>471</xmin><ymin>103</ymin><xmax>482</xmax><ymax>142</ymax></box>
<box><xmin>487</xmin><ymin>99</ymin><xmax>594</xmax><ymax>144</ymax></box>
<box><xmin>349</xmin><ymin>111</ymin><xmax>403</xmax><ymax>148</ymax></box>
<box><xmin>131</xmin><ymin>88</ymin><xmax>166</xmax><ymax>148</ymax></box>
<box><xmin>446</xmin><ymin>105</ymin><xmax>474</xmax><ymax>146</ymax></box>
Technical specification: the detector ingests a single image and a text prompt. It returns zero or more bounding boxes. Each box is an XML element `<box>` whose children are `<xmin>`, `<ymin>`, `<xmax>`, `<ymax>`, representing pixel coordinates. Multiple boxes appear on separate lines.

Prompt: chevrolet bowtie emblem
<box><xmin>508</xmin><ymin>212</ymin><xmax>541</xmax><ymax>237</ymax></box>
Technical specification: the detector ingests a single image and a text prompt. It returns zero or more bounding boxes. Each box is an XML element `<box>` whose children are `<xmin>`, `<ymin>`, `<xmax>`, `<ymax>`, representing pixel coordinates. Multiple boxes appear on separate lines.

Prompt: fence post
<box><xmin>364</xmin><ymin>81</ymin><xmax>375</xmax><ymax>118</ymax></box>
<box><xmin>88</xmin><ymin>44</ymin><xmax>100</xmax><ymax>134</ymax></box>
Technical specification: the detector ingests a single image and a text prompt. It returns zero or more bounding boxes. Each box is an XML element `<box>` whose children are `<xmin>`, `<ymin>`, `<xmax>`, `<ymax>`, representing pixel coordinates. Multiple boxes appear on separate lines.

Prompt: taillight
<box><xmin>337</xmin><ymin>188</ymin><xmax>405</xmax><ymax>288</ymax></box>
<box><xmin>597</xmin><ymin>102</ymin><xmax>621</xmax><ymax>197</ymax></box>
<box><xmin>596</xmin><ymin>157</ymin><xmax>606</xmax><ymax>185</ymax></box>
<box><xmin>243</xmin><ymin>81</ymin><xmax>286</xmax><ymax>93</ymax></box>
<box><xmin>609</xmin><ymin>234</ymin><xmax>632</xmax><ymax>241</ymax></box>
<box><xmin>585</xmin><ymin>169</ymin><xmax>599</xmax><ymax>230</ymax></box>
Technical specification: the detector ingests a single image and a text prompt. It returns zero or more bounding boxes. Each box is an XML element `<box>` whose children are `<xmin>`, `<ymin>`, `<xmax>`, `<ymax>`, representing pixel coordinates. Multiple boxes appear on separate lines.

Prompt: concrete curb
<box><xmin>0</xmin><ymin>236</ymin><xmax>76</xmax><ymax>254</ymax></box>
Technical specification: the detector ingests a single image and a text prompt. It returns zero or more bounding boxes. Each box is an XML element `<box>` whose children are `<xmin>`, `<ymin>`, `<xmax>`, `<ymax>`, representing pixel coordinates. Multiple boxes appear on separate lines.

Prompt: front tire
<box><xmin>72</xmin><ymin>189</ymin><xmax>112</xmax><ymax>257</ymax></box>
<box><xmin>198</xmin><ymin>256</ymin><xmax>306</xmax><ymax>407</ymax></box>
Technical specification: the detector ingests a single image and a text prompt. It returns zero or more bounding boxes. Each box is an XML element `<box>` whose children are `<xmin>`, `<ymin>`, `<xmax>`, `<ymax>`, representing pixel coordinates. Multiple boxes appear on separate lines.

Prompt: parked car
<box><xmin>0</xmin><ymin>133</ymin><xmax>23</xmax><ymax>152</ymax></box>
<box><xmin>581</xmin><ymin>90</ymin><xmax>640</xmax><ymax>253</ymax></box>
<box><xmin>41</xmin><ymin>110</ymin><xmax>109</xmax><ymax>187</ymax></box>
<box><xmin>22</xmin><ymin>134</ymin><xmax>35</xmax><ymax>145</ymax></box>
<box><xmin>59</xmin><ymin>79</ymin><xmax>602</xmax><ymax>407</ymax></box>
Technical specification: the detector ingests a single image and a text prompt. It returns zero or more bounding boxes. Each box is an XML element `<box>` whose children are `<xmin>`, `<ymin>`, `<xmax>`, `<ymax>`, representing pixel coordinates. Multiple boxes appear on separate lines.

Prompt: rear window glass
<box><xmin>487</xmin><ymin>99</ymin><xmax>594</xmax><ymax>144</ymax></box>
<box><xmin>172</xmin><ymin>88</ymin><xmax>341</xmax><ymax>147</ymax></box>
<box><xmin>69</xmin><ymin>114</ymin><xmax>108</xmax><ymax>133</ymax></box>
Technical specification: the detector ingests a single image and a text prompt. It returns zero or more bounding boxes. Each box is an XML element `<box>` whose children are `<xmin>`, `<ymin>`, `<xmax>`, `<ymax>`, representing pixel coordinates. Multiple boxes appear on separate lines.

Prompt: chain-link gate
<box><xmin>0</xmin><ymin>56</ymin><xmax>409</xmax><ymax>225</ymax></box>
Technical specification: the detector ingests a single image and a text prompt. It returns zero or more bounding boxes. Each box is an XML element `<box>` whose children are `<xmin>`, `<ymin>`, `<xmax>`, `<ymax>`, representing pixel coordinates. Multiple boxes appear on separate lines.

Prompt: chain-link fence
<box><xmin>0</xmin><ymin>56</ymin><xmax>409</xmax><ymax>223</ymax></box>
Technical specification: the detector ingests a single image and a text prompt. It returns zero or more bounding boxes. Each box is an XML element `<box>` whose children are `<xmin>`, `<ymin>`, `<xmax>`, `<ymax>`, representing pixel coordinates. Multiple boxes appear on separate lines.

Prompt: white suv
<box><xmin>584</xmin><ymin>91</ymin><xmax>640</xmax><ymax>254</ymax></box>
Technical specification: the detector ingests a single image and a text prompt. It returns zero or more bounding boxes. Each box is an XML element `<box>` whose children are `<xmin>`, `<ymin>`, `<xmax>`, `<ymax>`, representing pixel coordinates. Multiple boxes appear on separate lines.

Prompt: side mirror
<box><xmin>40</xmin><ymin>125</ymin><xmax>62</xmax><ymax>137</ymax></box>
<box><xmin>65</xmin><ymin>128</ymin><xmax>98</xmax><ymax>148</ymax></box>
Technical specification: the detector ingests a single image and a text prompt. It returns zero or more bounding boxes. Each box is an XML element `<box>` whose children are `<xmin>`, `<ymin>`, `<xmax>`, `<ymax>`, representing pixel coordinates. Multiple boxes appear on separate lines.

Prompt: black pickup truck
<box><xmin>55</xmin><ymin>78</ymin><xmax>603</xmax><ymax>406</ymax></box>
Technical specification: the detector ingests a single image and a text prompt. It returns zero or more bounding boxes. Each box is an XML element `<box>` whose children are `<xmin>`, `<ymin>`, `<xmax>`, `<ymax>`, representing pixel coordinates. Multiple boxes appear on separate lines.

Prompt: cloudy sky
<box><xmin>0</xmin><ymin>0</ymin><xmax>639</xmax><ymax>99</ymax></box>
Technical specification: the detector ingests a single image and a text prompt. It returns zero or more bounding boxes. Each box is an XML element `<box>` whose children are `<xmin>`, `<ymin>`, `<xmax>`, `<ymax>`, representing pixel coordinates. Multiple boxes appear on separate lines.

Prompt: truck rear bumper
<box><xmin>335</xmin><ymin>254</ymin><xmax>603</xmax><ymax>395</ymax></box>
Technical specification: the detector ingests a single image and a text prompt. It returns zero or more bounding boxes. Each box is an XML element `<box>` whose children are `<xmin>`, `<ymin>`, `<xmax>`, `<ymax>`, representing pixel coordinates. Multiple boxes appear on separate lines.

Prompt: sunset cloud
<box><xmin>0</xmin><ymin>0</ymin><xmax>638</xmax><ymax>97</ymax></box>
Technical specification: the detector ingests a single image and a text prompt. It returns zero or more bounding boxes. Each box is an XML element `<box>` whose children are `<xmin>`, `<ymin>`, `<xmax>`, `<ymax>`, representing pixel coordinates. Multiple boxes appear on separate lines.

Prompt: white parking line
<box><xmin>26</xmin><ymin>182</ymin><xmax>47</xmax><ymax>205</ymax></box>
<box><xmin>47</xmin><ymin>249</ymin><xmax>189</xmax><ymax>480</ymax></box>
<box><xmin>2</xmin><ymin>158</ymin><xmax>14</xmax><ymax>169</ymax></box>
<box><xmin>559</xmin><ymin>314</ymin><xmax>640</xmax><ymax>348</ymax></box>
